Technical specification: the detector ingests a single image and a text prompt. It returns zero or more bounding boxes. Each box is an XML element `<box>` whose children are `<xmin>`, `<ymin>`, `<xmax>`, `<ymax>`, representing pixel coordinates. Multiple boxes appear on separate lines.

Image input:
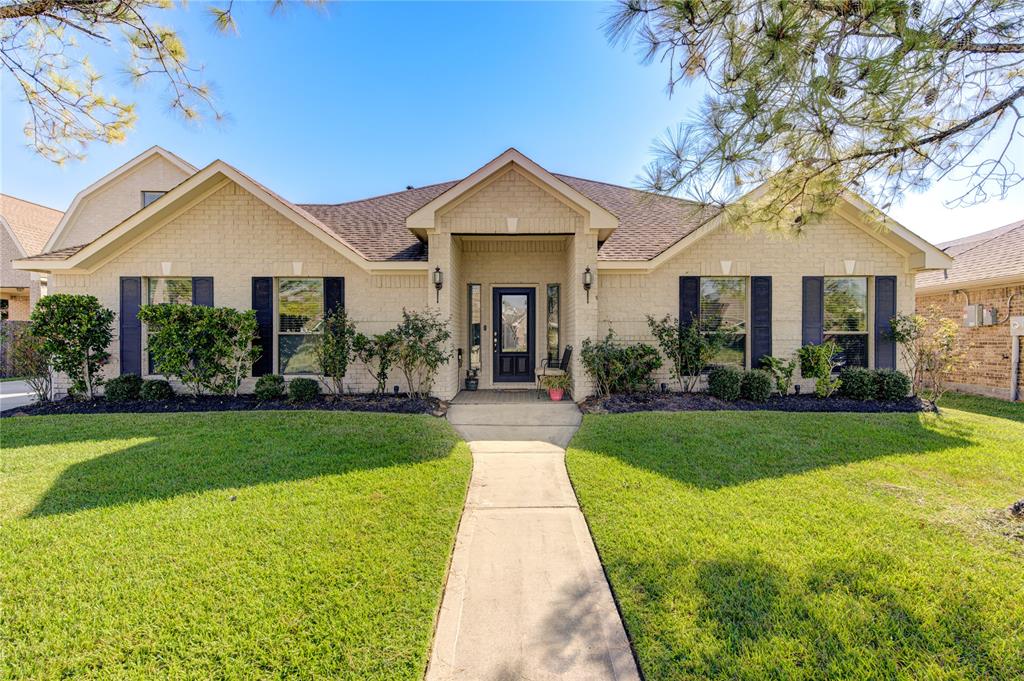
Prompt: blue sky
<box><xmin>2</xmin><ymin>1</ymin><xmax>1020</xmax><ymax>245</ymax></box>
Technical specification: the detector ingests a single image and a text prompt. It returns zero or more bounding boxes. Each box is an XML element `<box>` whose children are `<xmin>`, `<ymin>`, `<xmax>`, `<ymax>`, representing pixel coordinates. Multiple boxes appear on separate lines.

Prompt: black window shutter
<box><xmin>802</xmin><ymin>276</ymin><xmax>824</xmax><ymax>346</ymax></box>
<box><xmin>874</xmin><ymin>276</ymin><xmax>897</xmax><ymax>369</ymax></box>
<box><xmin>252</xmin><ymin>277</ymin><xmax>274</xmax><ymax>376</ymax></box>
<box><xmin>119</xmin><ymin>277</ymin><xmax>142</xmax><ymax>376</ymax></box>
<box><xmin>679</xmin><ymin>276</ymin><xmax>700</xmax><ymax>328</ymax></box>
<box><xmin>750</xmin><ymin>276</ymin><xmax>772</xmax><ymax>367</ymax></box>
<box><xmin>324</xmin><ymin>277</ymin><xmax>345</xmax><ymax>316</ymax></box>
<box><xmin>192</xmin><ymin>277</ymin><xmax>214</xmax><ymax>306</ymax></box>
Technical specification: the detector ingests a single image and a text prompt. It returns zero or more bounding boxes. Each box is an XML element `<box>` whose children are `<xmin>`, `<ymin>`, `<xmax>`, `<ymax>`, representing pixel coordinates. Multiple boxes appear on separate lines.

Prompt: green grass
<box><xmin>0</xmin><ymin>412</ymin><xmax>472</xmax><ymax>679</ymax></box>
<box><xmin>567</xmin><ymin>396</ymin><xmax>1024</xmax><ymax>680</ymax></box>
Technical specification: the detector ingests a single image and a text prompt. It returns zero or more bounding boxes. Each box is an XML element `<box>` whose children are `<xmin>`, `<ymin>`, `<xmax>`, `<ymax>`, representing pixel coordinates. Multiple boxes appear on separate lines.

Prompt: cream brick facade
<box><xmin>52</xmin><ymin>154</ymin><xmax>192</xmax><ymax>251</ymax></box>
<box><xmin>27</xmin><ymin>151</ymin><xmax>940</xmax><ymax>401</ymax></box>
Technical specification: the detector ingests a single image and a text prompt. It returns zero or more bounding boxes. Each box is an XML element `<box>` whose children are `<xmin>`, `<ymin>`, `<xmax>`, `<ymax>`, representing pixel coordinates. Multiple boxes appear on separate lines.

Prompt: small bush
<box><xmin>254</xmin><ymin>374</ymin><xmax>286</xmax><ymax>400</ymax></box>
<box><xmin>741</xmin><ymin>369</ymin><xmax>774</xmax><ymax>402</ymax></box>
<box><xmin>761</xmin><ymin>355</ymin><xmax>796</xmax><ymax>395</ymax></box>
<box><xmin>581</xmin><ymin>330</ymin><xmax>662</xmax><ymax>397</ymax></box>
<box><xmin>104</xmin><ymin>374</ymin><xmax>143</xmax><ymax>402</ymax></box>
<box><xmin>798</xmin><ymin>341</ymin><xmax>843</xmax><ymax>398</ymax></box>
<box><xmin>707</xmin><ymin>365</ymin><xmax>743</xmax><ymax>401</ymax></box>
<box><xmin>839</xmin><ymin>367</ymin><xmax>877</xmax><ymax>400</ymax></box>
<box><xmin>140</xmin><ymin>379</ymin><xmax>174</xmax><ymax>401</ymax></box>
<box><xmin>288</xmin><ymin>377</ymin><xmax>320</xmax><ymax>403</ymax></box>
<box><xmin>875</xmin><ymin>369</ymin><xmax>911</xmax><ymax>401</ymax></box>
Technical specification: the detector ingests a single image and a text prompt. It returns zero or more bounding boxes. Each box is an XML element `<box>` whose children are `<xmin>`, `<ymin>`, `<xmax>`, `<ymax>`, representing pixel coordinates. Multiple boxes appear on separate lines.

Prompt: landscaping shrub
<box><xmin>875</xmin><ymin>368</ymin><xmax>912</xmax><ymax>401</ymax></box>
<box><xmin>288</xmin><ymin>377</ymin><xmax>320</xmax><ymax>402</ymax></box>
<box><xmin>889</xmin><ymin>308</ymin><xmax>967</xmax><ymax>400</ymax></box>
<box><xmin>8</xmin><ymin>325</ymin><xmax>51</xmax><ymax>402</ymax></box>
<box><xmin>394</xmin><ymin>308</ymin><xmax>453</xmax><ymax>399</ymax></box>
<box><xmin>104</xmin><ymin>374</ymin><xmax>143</xmax><ymax>402</ymax></box>
<box><xmin>707</xmin><ymin>365</ymin><xmax>743</xmax><ymax>401</ymax></box>
<box><xmin>761</xmin><ymin>355</ymin><xmax>796</xmax><ymax>395</ymax></box>
<box><xmin>798</xmin><ymin>341</ymin><xmax>843</xmax><ymax>398</ymax></box>
<box><xmin>254</xmin><ymin>374</ymin><xmax>286</xmax><ymax>400</ymax></box>
<box><xmin>839</xmin><ymin>367</ymin><xmax>877</xmax><ymax>401</ymax></box>
<box><xmin>138</xmin><ymin>304</ymin><xmax>259</xmax><ymax>396</ymax></box>
<box><xmin>741</xmin><ymin>369</ymin><xmax>773</xmax><ymax>402</ymax></box>
<box><xmin>315</xmin><ymin>308</ymin><xmax>357</xmax><ymax>395</ymax></box>
<box><xmin>140</xmin><ymin>379</ymin><xmax>174</xmax><ymax>401</ymax></box>
<box><xmin>353</xmin><ymin>330</ymin><xmax>400</xmax><ymax>394</ymax></box>
<box><xmin>646</xmin><ymin>315</ymin><xmax>724</xmax><ymax>392</ymax></box>
<box><xmin>581</xmin><ymin>330</ymin><xmax>662</xmax><ymax>397</ymax></box>
<box><xmin>30</xmin><ymin>294</ymin><xmax>114</xmax><ymax>398</ymax></box>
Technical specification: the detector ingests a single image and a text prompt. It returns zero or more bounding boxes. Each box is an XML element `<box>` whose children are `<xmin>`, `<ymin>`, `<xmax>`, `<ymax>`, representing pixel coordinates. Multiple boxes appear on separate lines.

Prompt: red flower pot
<box><xmin>547</xmin><ymin>388</ymin><xmax>565</xmax><ymax>401</ymax></box>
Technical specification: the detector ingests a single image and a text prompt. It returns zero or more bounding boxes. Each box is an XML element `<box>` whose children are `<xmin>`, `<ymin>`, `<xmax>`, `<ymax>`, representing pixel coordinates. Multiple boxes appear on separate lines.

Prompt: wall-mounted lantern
<box><xmin>582</xmin><ymin>266</ymin><xmax>593</xmax><ymax>303</ymax></box>
<box><xmin>433</xmin><ymin>266</ymin><xmax>443</xmax><ymax>302</ymax></box>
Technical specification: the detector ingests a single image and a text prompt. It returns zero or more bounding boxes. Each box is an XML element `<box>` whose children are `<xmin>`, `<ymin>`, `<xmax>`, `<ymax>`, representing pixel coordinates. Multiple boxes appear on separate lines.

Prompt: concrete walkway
<box><xmin>428</xmin><ymin>394</ymin><xmax>639</xmax><ymax>681</ymax></box>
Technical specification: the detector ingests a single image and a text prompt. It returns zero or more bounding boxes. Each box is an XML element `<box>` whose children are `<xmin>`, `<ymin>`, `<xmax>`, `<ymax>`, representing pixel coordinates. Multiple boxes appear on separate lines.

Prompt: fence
<box><xmin>0</xmin><ymin>320</ymin><xmax>29</xmax><ymax>377</ymax></box>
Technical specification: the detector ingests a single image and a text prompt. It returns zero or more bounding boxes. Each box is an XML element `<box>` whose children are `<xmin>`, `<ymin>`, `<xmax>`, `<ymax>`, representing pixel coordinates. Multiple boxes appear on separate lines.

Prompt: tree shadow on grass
<box><xmin>570</xmin><ymin>411</ymin><xmax>975</xmax><ymax>490</ymax></box>
<box><xmin>10</xmin><ymin>411</ymin><xmax>460</xmax><ymax>519</ymax></box>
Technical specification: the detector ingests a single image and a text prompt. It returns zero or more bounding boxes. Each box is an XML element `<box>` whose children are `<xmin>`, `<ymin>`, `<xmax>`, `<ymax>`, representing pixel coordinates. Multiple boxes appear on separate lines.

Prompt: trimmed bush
<box><xmin>140</xmin><ymin>379</ymin><xmax>174</xmax><ymax>401</ymax></box>
<box><xmin>839</xmin><ymin>367</ymin><xmax>877</xmax><ymax>401</ymax></box>
<box><xmin>875</xmin><ymin>369</ymin><xmax>912</xmax><ymax>401</ymax></box>
<box><xmin>30</xmin><ymin>294</ymin><xmax>114</xmax><ymax>398</ymax></box>
<box><xmin>581</xmin><ymin>330</ymin><xmax>663</xmax><ymax>397</ymax></box>
<box><xmin>741</xmin><ymin>369</ymin><xmax>774</xmax><ymax>402</ymax></box>
<box><xmin>104</xmin><ymin>374</ymin><xmax>143</xmax><ymax>402</ymax></box>
<box><xmin>288</xmin><ymin>377</ymin><xmax>320</xmax><ymax>403</ymax></box>
<box><xmin>707</xmin><ymin>365</ymin><xmax>743</xmax><ymax>401</ymax></box>
<box><xmin>254</xmin><ymin>374</ymin><xmax>286</xmax><ymax>401</ymax></box>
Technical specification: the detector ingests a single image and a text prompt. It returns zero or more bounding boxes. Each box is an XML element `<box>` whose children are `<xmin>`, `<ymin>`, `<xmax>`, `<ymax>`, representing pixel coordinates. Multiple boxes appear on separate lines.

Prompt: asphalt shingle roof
<box><xmin>916</xmin><ymin>219</ymin><xmax>1024</xmax><ymax>289</ymax></box>
<box><xmin>1</xmin><ymin>194</ymin><xmax>63</xmax><ymax>255</ymax></box>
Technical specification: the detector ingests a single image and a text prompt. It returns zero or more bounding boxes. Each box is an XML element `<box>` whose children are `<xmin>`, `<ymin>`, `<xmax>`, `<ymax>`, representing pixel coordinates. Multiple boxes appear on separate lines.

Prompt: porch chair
<box><xmin>535</xmin><ymin>345</ymin><xmax>573</xmax><ymax>399</ymax></box>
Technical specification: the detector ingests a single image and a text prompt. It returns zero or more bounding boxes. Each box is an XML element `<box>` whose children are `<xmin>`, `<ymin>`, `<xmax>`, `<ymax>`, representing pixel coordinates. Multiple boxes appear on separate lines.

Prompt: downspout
<box><xmin>1012</xmin><ymin>337</ymin><xmax>1020</xmax><ymax>402</ymax></box>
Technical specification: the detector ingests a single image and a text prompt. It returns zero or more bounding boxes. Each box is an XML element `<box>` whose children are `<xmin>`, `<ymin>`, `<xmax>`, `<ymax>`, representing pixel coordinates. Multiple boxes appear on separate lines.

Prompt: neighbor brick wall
<box><xmin>916</xmin><ymin>284</ymin><xmax>1024</xmax><ymax>399</ymax></box>
<box><xmin>49</xmin><ymin>180</ymin><xmax>427</xmax><ymax>397</ymax></box>
<box><xmin>53</xmin><ymin>155</ymin><xmax>192</xmax><ymax>250</ymax></box>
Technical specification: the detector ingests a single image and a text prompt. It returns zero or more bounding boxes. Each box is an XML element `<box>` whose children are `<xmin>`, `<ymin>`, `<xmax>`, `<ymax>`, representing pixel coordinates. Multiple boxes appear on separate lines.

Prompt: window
<box><xmin>700</xmin><ymin>277</ymin><xmax>747</xmax><ymax>367</ymax></box>
<box><xmin>278</xmin><ymin>278</ymin><xmax>323</xmax><ymax>374</ymax></box>
<box><xmin>546</xmin><ymin>284</ymin><xmax>560</xmax><ymax>361</ymax></box>
<box><xmin>141</xmin><ymin>191</ymin><xmax>166</xmax><ymax>208</ymax></box>
<box><xmin>146</xmin><ymin>278</ymin><xmax>192</xmax><ymax>373</ymax></box>
<box><xmin>0</xmin><ymin>299</ymin><xmax>8</xmax><ymax>321</ymax></box>
<box><xmin>824</xmin><ymin>276</ymin><xmax>868</xmax><ymax>368</ymax></box>
<box><xmin>468</xmin><ymin>284</ymin><xmax>481</xmax><ymax>371</ymax></box>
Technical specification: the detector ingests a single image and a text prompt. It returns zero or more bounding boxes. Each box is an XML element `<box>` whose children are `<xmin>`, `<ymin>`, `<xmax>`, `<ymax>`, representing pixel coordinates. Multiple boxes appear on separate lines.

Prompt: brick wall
<box><xmin>916</xmin><ymin>284</ymin><xmax>1024</xmax><ymax>400</ymax></box>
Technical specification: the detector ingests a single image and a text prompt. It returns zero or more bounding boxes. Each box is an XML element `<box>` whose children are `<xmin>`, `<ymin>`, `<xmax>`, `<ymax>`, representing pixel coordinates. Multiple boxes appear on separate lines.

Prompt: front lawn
<box><xmin>1</xmin><ymin>412</ymin><xmax>471</xmax><ymax>679</ymax></box>
<box><xmin>567</xmin><ymin>396</ymin><xmax>1024</xmax><ymax>679</ymax></box>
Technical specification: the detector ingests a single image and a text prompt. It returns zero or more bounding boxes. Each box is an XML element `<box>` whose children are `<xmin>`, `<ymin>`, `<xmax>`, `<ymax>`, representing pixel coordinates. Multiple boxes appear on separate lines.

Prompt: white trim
<box><xmin>406</xmin><ymin>148</ymin><xmax>618</xmax><ymax>233</ymax></box>
<box><xmin>43</xmin><ymin>146</ymin><xmax>197</xmax><ymax>253</ymax></box>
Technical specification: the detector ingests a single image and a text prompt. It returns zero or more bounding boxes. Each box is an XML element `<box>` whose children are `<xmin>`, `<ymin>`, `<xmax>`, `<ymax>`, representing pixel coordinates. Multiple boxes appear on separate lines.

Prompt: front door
<box><xmin>493</xmin><ymin>287</ymin><xmax>535</xmax><ymax>382</ymax></box>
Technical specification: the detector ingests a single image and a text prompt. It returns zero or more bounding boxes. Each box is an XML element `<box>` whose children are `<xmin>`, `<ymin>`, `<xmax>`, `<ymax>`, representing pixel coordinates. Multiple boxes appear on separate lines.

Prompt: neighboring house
<box><xmin>14</xmin><ymin>147</ymin><xmax>951</xmax><ymax>399</ymax></box>
<box><xmin>1</xmin><ymin>194</ymin><xmax>63</xmax><ymax>320</ymax></box>
<box><xmin>916</xmin><ymin>220</ymin><xmax>1024</xmax><ymax>400</ymax></box>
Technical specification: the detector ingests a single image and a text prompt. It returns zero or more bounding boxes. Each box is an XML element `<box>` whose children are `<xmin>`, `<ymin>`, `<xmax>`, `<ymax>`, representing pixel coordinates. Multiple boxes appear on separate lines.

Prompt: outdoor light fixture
<box><xmin>433</xmin><ymin>266</ymin><xmax>443</xmax><ymax>302</ymax></box>
<box><xmin>582</xmin><ymin>266</ymin><xmax>593</xmax><ymax>303</ymax></box>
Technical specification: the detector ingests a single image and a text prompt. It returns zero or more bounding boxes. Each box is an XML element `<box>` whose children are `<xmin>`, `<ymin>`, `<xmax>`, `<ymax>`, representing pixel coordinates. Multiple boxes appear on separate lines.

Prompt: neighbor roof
<box><xmin>916</xmin><ymin>219</ymin><xmax>1024</xmax><ymax>290</ymax></box>
<box><xmin>1</xmin><ymin>194</ymin><xmax>63</xmax><ymax>255</ymax></box>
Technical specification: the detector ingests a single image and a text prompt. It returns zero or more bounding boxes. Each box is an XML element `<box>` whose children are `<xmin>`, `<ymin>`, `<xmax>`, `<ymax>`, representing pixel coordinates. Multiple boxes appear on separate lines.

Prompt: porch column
<box><xmin>569</xmin><ymin>232</ymin><xmax>599</xmax><ymax>400</ymax></box>
<box><xmin>427</xmin><ymin>232</ymin><xmax>460</xmax><ymax>400</ymax></box>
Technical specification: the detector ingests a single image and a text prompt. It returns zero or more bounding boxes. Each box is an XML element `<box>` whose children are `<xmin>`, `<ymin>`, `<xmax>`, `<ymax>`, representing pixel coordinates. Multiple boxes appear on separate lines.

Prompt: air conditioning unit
<box><xmin>964</xmin><ymin>304</ymin><xmax>983</xmax><ymax>327</ymax></box>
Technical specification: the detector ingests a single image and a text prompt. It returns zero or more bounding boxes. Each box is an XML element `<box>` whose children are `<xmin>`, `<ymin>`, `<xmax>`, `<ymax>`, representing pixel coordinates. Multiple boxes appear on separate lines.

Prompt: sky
<box><xmin>1</xmin><ymin>1</ymin><xmax>1021</xmax><ymax>246</ymax></box>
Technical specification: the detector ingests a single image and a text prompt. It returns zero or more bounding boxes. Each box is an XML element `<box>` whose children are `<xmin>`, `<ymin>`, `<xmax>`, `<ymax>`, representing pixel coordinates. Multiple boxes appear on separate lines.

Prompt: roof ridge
<box><xmin>298</xmin><ymin>180</ymin><xmax>460</xmax><ymax>208</ymax></box>
<box><xmin>0</xmin><ymin>193</ymin><xmax>64</xmax><ymax>214</ymax></box>
<box><xmin>552</xmin><ymin>173</ymin><xmax>699</xmax><ymax>205</ymax></box>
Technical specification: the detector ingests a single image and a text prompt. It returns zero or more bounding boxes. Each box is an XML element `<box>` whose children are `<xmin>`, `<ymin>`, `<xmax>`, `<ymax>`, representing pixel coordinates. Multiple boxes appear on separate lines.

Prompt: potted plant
<box><xmin>542</xmin><ymin>373</ymin><xmax>571</xmax><ymax>401</ymax></box>
<box><xmin>465</xmin><ymin>368</ymin><xmax>479</xmax><ymax>391</ymax></box>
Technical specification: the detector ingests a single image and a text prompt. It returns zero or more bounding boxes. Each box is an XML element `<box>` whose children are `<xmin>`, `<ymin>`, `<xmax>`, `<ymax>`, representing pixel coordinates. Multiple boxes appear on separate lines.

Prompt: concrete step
<box><xmin>453</xmin><ymin>425</ymin><xmax>578</xmax><ymax>448</ymax></box>
<box><xmin>446</xmin><ymin>402</ymin><xmax>582</xmax><ymax>427</ymax></box>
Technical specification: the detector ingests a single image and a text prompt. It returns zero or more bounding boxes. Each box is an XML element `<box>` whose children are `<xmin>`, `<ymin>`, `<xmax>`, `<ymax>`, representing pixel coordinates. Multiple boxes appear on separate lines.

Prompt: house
<box><xmin>13</xmin><ymin>146</ymin><xmax>952</xmax><ymax>399</ymax></box>
<box><xmin>916</xmin><ymin>220</ymin><xmax>1024</xmax><ymax>400</ymax></box>
<box><xmin>1</xmin><ymin>194</ymin><xmax>63</xmax><ymax>320</ymax></box>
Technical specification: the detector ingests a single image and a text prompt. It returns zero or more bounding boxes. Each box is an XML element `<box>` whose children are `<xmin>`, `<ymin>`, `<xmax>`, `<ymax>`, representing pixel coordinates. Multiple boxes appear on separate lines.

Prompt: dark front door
<box><xmin>493</xmin><ymin>287</ymin><xmax>535</xmax><ymax>382</ymax></box>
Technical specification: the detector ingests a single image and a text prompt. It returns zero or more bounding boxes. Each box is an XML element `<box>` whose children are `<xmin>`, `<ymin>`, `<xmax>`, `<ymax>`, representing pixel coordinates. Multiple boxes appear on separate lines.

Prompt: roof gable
<box><xmin>0</xmin><ymin>194</ymin><xmax>63</xmax><ymax>255</ymax></box>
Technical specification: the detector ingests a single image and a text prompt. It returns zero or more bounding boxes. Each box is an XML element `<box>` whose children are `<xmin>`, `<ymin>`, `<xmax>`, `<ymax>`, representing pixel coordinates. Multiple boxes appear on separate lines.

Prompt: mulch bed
<box><xmin>2</xmin><ymin>394</ymin><xmax>446</xmax><ymax>418</ymax></box>
<box><xmin>580</xmin><ymin>392</ymin><xmax>935</xmax><ymax>415</ymax></box>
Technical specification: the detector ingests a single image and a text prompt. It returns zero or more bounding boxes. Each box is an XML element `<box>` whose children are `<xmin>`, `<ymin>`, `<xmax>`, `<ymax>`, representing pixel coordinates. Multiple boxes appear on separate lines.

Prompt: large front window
<box><xmin>278</xmin><ymin>278</ymin><xmax>323</xmax><ymax>374</ymax></box>
<box><xmin>824</xmin><ymin>276</ymin><xmax>868</xmax><ymax>368</ymax></box>
<box><xmin>700</xmin><ymin>277</ymin><xmax>747</xmax><ymax>367</ymax></box>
